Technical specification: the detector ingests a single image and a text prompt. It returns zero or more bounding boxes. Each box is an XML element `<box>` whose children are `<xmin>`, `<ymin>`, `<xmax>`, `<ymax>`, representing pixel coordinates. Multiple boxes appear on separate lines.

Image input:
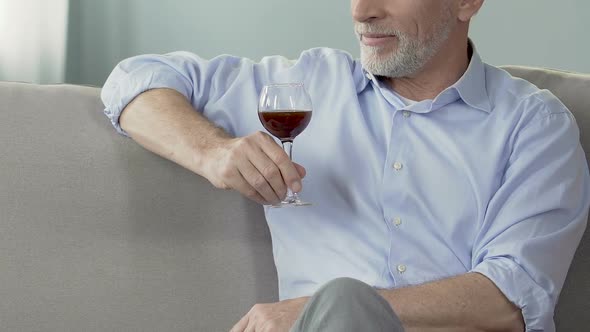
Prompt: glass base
<box><xmin>270</xmin><ymin>192</ymin><xmax>311</xmax><ymax>208</ymax></box>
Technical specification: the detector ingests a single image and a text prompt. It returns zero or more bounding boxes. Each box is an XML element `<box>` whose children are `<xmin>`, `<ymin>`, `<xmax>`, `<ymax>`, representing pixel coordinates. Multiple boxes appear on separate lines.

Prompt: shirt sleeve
<box><xmin>100</xmin><ymin>50</ymin><xmax>315</xmax><ymax>137</ymax></box>
<box><xmin>470</xmin><ymin>96</ymin><xmax>590</xmax><ymax>331</ymax></box>
<box><xmin>101</xmin><ymin>52</ymin><xmax>198</xmax><ymax>136</ymax></box>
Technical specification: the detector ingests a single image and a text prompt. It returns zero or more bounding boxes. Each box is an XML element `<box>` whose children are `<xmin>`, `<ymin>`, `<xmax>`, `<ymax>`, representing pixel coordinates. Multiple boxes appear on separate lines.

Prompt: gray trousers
<box><xmin>290</xmin><ymin>277</ymin><xmax>405</xmax><ymax>332</ymax></box>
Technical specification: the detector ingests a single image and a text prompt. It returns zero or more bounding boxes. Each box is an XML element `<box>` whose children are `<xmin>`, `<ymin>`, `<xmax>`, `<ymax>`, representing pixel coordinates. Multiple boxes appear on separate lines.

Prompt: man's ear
<box><xmin>457</xmin><ymin>0</ymin><xmax>484</xmax><ymax>22</ymax></box>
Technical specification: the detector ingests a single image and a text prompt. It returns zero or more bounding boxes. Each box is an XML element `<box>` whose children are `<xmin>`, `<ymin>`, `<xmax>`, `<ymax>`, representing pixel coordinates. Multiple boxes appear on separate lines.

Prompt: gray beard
<box><xmin>357</xmin><ymin>9</ymin><xmax>454</xmax><ymax>78</ymax></box>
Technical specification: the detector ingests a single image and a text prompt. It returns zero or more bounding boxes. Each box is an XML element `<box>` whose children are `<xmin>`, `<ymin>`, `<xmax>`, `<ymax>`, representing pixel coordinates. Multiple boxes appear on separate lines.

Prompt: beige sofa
<box><xmin>1</xmin><ymin>66</ymin><xmax>589</xmax><ymax>331</ymax></box>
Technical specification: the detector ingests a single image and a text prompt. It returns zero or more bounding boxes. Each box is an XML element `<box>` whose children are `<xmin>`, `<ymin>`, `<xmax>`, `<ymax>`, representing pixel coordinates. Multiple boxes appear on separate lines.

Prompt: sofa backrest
<box><xmin>1</xmin><ymin>82</ymin><xmax>275</xmax><ymax>332</ymax></box>
<box><xmin>1</xmin><ymin>66</ymin><xmax>589</xmax><ymax>331</ymax></box>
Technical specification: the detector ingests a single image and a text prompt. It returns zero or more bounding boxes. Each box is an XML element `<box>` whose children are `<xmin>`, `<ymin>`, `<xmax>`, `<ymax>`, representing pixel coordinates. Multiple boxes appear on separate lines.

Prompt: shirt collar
<box><xmin>449</xmin><ymin>42</ymin><xmax>491</xmax><ymax>113</ymax></box>
<box><xmin>358</xmin><ymin>40</ymin><xmax>492</xmax><ymax>114</ymax></box>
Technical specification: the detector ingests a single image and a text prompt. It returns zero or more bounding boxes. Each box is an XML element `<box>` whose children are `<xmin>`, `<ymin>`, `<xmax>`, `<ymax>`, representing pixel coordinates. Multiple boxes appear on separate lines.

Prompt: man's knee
<box><xmin>316</xmin><ymin>277</ymin><xmax>376</xmax><ymax>300</ymax></box>
<box><xmin>292</xmin><ymin>277</ymin><xmax>404</xmax><ymax>332</ymax></box>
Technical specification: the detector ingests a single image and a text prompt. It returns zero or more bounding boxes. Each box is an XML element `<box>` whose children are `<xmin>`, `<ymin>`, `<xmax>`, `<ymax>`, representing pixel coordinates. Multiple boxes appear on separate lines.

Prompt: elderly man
<box><xmin>101</xmin><ymin>0</ymin><xmax>589</xmax><ymax>331</ymax></box>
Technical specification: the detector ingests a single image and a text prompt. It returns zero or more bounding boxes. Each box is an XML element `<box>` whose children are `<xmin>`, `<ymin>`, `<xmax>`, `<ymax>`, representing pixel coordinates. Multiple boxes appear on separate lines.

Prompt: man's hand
<box><xmin>230</xmin><ymin>297</ymin><xmax>309</xmax><ymax>332</ymax></box>
<box><xmin>118</xmin><ymin>89</ymin><xmax>305</xmax><ymax>205</ymax></box>
<box><xmin>203</xmin><ymin>131</ymin><xmax>306</xmax><ymax>205</ymax></box>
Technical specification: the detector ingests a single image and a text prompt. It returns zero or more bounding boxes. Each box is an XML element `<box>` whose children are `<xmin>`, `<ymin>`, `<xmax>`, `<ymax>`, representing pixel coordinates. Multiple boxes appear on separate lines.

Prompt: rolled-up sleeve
<box><xmin>101</xmin><ymin>52</ymin><xmax>200</xmax><ymax>136</ymax></box>
<box><xmin>471</xmin><ymin>98</ymin><xmax>590</xmax><ymax>331</ymax></box>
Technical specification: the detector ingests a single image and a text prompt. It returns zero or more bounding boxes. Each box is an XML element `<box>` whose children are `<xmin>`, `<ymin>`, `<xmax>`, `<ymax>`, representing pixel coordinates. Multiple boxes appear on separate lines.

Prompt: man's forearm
<box><xmin>120</xmin><ymin>88</ymin><xmax>231</xmax><ymax>177</ymax></box>
<box><xmin>378</xmin><ymin>272</ymin><xmax>524</xmax><ymax>332</ymax></box>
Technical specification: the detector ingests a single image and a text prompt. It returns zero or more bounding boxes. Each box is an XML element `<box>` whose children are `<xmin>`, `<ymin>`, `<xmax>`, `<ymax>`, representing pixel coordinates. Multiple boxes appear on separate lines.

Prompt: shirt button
<box><xmin>397</xmin><ymin>264</ymin><xmax>407</xmax><ymax>273</ymax></box>
<box><xmin>393</xmin><ymin>217</ymin><xmax>402</xmax><ymax>227</ymax></box>
<box><xmin>393</xmin><ymin>162</ymin><xmax>403</xmax><ymax>171</ymax></box>
<box><xmin>403</xmin><ymin>111</ymin><xmax>411</xmax><ymax>118</ymax></box>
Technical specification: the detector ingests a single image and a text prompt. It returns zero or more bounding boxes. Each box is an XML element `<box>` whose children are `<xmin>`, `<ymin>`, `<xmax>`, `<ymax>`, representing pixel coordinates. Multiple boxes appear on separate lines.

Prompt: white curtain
<box><xmin>0</xmin><ymin>0</ymin><xmax>69</xmax><ymax>83</ymax></box>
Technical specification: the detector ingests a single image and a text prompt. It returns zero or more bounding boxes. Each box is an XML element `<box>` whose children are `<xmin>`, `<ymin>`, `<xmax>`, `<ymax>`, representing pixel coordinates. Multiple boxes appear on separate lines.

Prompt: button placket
<box><xmin>382</xmin><ymin>102</ymin><xmax>413</xmax><ymax>284</ymax></box>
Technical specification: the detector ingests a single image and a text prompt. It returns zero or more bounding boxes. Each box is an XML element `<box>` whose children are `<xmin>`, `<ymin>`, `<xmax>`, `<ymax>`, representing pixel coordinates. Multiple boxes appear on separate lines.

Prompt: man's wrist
<box><xmin>189</xmin><ymin>133</ymin><xmax>233</xmax><ymax>178</ymax></box>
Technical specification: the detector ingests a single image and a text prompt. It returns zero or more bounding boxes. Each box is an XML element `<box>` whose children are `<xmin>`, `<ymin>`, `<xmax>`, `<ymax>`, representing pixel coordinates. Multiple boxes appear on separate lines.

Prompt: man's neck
<box><xmin>384</xmin><ymin>36</ymin><xmax>471</xmax><ymax>101</ymax></box>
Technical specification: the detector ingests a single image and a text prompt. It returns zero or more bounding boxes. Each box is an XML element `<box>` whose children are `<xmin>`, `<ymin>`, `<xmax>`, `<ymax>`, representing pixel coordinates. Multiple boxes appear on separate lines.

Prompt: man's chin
<box><xmin>360</xmin><ymin>55</ymin><xmax>394</xmax><ymax>72</ymax></box>
<box><xmin>360</xmin><ymin>63</ymin><xmax>387</xmax><ymax>78</ymax></box>
<box><xmin>361</xmin><ymin>58</ymin><xmax>410</xmax><ymax>79</ymax></box>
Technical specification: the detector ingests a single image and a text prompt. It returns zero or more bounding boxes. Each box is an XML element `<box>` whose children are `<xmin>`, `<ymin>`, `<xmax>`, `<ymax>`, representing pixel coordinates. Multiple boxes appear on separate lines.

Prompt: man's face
<box><xmin>352</xmin><ymin>0</ymin><xmax>458</xmax><ymax>78</ymax></box>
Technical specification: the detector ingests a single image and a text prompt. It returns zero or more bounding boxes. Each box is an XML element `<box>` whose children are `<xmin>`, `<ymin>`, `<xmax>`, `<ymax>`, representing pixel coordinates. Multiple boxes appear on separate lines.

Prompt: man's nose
<box><xmin>351</xmin><ymin>0</ymin><xmax>385</xmax><ymax>23</ymax></box>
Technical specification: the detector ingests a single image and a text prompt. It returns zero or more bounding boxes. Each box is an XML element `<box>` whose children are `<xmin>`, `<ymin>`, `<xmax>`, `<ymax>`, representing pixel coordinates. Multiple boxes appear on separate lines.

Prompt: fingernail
<box><xmin>292</xmin><ymin>181</ymin><xmax>302</xmax><ymax>193</ymax></box>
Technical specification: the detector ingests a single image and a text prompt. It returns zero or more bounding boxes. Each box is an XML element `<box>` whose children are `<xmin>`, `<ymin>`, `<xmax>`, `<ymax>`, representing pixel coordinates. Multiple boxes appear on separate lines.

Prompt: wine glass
<box><xmin>258</xmin><ymin>83</ymin><xmax>313</xmax><ymax>207</ymax></box>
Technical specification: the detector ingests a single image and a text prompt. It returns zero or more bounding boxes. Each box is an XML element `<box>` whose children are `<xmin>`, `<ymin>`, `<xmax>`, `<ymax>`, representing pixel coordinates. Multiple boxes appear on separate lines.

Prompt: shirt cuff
<box><xmin>471</xmin><ymin>257</ymin><xmax>555</xmax><ymax>332</ymax></box>
<box><xmin>101</xmin><ymin>65</ymin><xmax>193</xmax><ymax>137</ymax></box>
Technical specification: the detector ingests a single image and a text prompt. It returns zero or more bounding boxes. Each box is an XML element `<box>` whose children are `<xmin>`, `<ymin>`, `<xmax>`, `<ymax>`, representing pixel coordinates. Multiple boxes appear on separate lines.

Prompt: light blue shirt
<box><xmin>102</xmin><ymin>46</ymin><xmax>589</xmax><ymax>331</ymax></box>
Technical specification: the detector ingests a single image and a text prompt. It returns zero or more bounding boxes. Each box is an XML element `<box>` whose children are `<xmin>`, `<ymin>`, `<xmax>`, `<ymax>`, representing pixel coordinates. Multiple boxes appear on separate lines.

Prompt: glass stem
<box><xmin>281</xmin><ymin>140</ymin><xmax>296</xmax><ymax>199</ymax></box>
<box><xmin>282</xmin><ymin>140</ymin><xmax>293</xmax><ymax>160</ymax></box>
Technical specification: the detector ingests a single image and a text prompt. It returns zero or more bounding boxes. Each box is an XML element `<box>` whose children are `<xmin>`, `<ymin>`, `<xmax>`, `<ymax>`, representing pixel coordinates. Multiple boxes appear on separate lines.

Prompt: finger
<box><xmin>225</xmin><ymin>169</ymin><xmax>268</xmax><ymax>205</ymax></box>
<box><xmin>229</xmin><ymin>313</ymin><xmax>249</xmax><ymax>332</ymax></box>
<box><xmin>244</xmin><ymin>318</ymin><xmax>258</xmax><ymax>332</ymax></box>
<box><xmin>293</xmin><ymin>162</ymin><xmax>307</xmax><ymax>179</ymax></box>
<box><xmin>248</xmin><ymin>146</ymin><xmax>288</xmax><ymax>200</ymax></box>
<box><xmin>257</xmin><ymin>134</ymin><xmax>303</xmax><ymax>193</ymax></box>
<box><xmin>239</xmin><ymin>159</ymin><xmax>281</xmax><ymax>204</ymax></box>
<box><xmin>244</xmin><ymin>323</ymin><xmax>256</xmax><ymax>332</ymax></box>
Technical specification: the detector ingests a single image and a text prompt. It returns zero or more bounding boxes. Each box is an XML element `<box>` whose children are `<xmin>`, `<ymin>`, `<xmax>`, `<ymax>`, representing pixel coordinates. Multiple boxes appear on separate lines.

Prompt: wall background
<box><xmin>2</xmin><ymin>0</ymin><xmax>588</xmax><ymax>85</ymax></box>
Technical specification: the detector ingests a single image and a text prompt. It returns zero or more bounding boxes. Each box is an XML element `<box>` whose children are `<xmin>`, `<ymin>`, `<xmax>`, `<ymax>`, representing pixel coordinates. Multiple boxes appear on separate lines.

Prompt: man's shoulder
<box><xmin>484</xmin><ymin>63</ymin><xmax>569</xmax><ymax>120</ymax></box>
<box><xmin>258</xmin><ymin>47</ymin><xmax>358</xmax><ymax>68</ymax></box>
<box><xmin>172</xmin><ymin>48</ymin><xmax>357</xmax><ymax>69</ymax></box>
<box><xmin>250</xmin><ymin>48</ymin><xmax>363</xmax><ymax>86</ymax></box>
<box><xmin>300</xmin><ymin>47</ymin><xmax>357</xmax><ymax>61</ymax></box>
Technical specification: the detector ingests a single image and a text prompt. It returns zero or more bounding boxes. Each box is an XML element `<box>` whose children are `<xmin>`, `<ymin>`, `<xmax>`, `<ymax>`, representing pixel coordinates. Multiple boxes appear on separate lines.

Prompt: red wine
<box><xmin>259</xmin><ymin>110</ymin><xmax>312</xmax><ymax>141</ymax></box>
